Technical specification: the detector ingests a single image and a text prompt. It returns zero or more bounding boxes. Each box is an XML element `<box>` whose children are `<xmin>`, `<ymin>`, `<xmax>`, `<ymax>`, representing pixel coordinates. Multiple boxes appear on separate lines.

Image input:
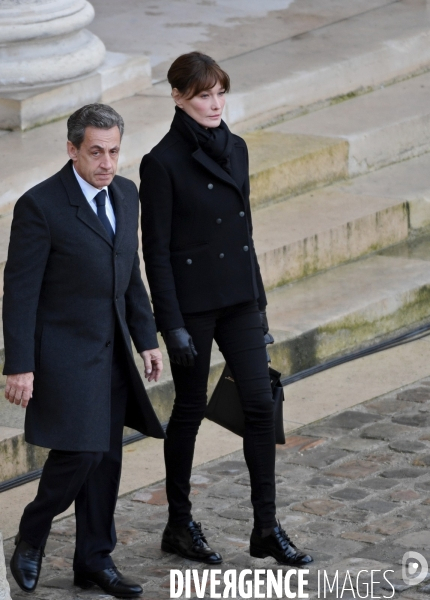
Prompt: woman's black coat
<box><xmin>139</xmin><ymin>111</ymin><xmax>267</xmax><ymax>331</ymax></box>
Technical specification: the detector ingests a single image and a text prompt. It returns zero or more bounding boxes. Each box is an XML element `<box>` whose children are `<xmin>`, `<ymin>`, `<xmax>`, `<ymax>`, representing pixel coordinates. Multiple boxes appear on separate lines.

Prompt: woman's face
<box><xmin>173</xmin><ymin>81</ymin><xmax>226</xmax><ymax>128</ymax></box>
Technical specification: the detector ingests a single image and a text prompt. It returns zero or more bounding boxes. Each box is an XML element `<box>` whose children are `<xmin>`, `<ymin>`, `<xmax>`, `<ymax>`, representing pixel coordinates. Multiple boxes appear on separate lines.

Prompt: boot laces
<box><xmin>188</xmin><ymin>521</ymin><xmax>208</xmax><ymax>547</ymax></box>
<box><xmin>275</xmin><ymin>523</ymin><xmax>294</xmax><ymax>551</ymax></box>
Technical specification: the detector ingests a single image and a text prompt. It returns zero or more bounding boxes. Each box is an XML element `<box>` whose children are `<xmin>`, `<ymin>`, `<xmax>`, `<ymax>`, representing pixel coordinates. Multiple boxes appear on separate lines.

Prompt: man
<box><xmin>3</xmin><ymin>103</ymin><xmax>164</xmax><ymax>598</ymax></box>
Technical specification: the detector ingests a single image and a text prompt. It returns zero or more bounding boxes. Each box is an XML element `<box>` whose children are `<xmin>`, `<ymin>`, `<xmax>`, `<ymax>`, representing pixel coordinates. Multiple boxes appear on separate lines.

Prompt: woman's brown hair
<box><xmin>167</xmin><ymin>52</ymin><xmax>230</xmax><ymax>99</ymax></box>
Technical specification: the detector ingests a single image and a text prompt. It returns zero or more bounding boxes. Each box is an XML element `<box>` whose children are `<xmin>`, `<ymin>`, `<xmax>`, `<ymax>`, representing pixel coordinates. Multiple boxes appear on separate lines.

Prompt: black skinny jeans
<box><xmin>165</xmin><ymin>300</ymin><xmax>277</xmax><ymax>531</ymax></box>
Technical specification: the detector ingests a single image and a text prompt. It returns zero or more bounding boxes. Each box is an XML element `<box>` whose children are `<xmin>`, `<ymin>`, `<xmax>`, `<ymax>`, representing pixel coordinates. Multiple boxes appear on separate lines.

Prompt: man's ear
<box><xmin>171</xmin><ymin>87</ymin><xmax>183</xmax><ymax>108</ymax></box>
<box><xmin>67</xmin><ymin>140</ymin><xmax>78</xmax><ymax>161</ymax></box>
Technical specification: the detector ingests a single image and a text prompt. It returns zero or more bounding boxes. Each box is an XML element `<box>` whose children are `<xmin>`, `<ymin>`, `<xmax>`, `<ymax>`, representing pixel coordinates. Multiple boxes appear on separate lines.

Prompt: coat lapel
<box><xmin>171</xmin><ymin>111</ymin><xmax>244</xmax><ymax>198</ymax></box>
<box><xmin>192</xmin><ymin>147</ymin><xmax>243</xmax><ymax>197</ymax></box>
<box><xmin>60</xmin><ymin>161</ymin><xmax>113</xmax><ymax>247</ymax></box>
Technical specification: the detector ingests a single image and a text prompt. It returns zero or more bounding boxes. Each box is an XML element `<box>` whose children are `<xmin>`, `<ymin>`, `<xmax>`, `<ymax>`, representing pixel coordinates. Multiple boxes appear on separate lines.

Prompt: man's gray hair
<box><xmin>67</xmin><ymin>103</ymin><xmax>124</xmax><ymax>148</ymax></box>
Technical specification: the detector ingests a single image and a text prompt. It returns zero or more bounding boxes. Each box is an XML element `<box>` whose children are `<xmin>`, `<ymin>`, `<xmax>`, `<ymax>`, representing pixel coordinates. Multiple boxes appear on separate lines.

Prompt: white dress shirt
<box><xmin>73</xmin><ymin>166</ymin><xmax>116</xmax><ymax>233</ymax></box>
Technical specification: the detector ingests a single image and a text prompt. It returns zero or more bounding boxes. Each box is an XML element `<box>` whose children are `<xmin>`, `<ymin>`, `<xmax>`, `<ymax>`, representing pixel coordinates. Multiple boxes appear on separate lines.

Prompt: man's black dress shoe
<box><xmin>250</xmin><ymin>522</ymin><xmax>313</xmax><ymax>566</ymax></box>
<box><xmin>10</xmin><ymin>533</ymin><xmax>45</xmax><ymax>593</ymax></box>
<box><xmin>74</xmin><ymin>566</ymin><xmax>142</xmax><ymax>598</ymax></box>
<box><xmin>161</xmin><ymin>521</ymin><xmax>222</xmax><ymax>564</ymax></box>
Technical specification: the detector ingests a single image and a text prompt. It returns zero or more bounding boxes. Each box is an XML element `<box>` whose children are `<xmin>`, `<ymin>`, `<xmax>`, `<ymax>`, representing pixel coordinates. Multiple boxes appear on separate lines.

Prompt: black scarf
<box><xmin>176</xmin><ymin>106</ymin><xmax>234</xmax><ymax>175</ymax></box>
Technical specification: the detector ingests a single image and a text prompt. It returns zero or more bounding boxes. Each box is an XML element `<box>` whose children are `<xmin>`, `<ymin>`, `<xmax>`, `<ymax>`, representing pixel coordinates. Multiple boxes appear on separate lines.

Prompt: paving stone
<box><xmin>415</xmin><ymin>480</ymin><xmax>430</xmax><ymax>492</ymax></box>
<box><xmin>365</xmin><ymin>397</ymin><xmax>414</xmax><ymax>415</ymax></box>
<box><xmin>340</xmin><ymin>531</ymin><xmax>384</xmax><ymax>544</ymax></box>
<box><xmin>328</xmin><ymin>508</ymin><xmax>369</xmax><ymax>523</ymax></box>
<box><xmin>285</xmin><ymin>447</ymin><xmax>349</xmax><ymax>468</ymax></box>
<box><xmin>412</xmin><ymin>454</ymin><xmax>430</xmax><ymax>467</ymax></box>
<box><xmin>321</xmin><ymin>411</ymin><xmax>384</xmax><ymax>430</ymax></box>
<box><xmin>397</xmin><ymin>388</ymin><xmax>430</xmax><ymax>403</ymax></box>
<box><xmin>290</xmin><ymin>498</ymin><xmax>344</xmax><ymax>516</ymax></box>
<box><xmin>381</xmin><ymin>468</ymin><xmax>428</xmax><ymax>478</ymax></box>
<box><xmin>400</xmin><ymin>591</ymin><xmax>430</xmax><ymax>600</ymax></box>
<box><xmin>396</xmin><ymin>530</ymin><xmax>430</xmax><ymax>549</ymax></box>
<box><xmin>303</xmin><ymin>535</ymin><xmax>362</xmax><ymax>557</ymax></box>
<box><xmin>390</xmin><ymin>490</ymin><xmax>421</xmax><ymax>502</ymax></box>
<box><xmin>206</xmin><ymin>460</ymin><xmax>248</xmax><ymax>476</ymax></box>
<box><xmin>216</xmin><ymin>508</ymin><xmax>252</xmax><ymax>521</ymax></box>
<box><xmin>353</xmin><ymin>543</ymin><xmax>407</xmax><ymax>564</ymax></box>
<box><xmin>362</xmin><ymin>516</ymin><xmax>416</xmax><ymax>535</ymax></box>
<box><xmin>306</xmin><ymin>475</ymin><xmax>341</xmax><ymax>487</ymax></box>
<box><xmin>330</xmin><ymin>487</ymin><xmax>370</xmax><ymax>501</ymax></box>
<box><xmin>277</xmin><ymin>434</ymin><xmax>326</xmax><ymax>452</ymax></box>
<box><xmin>306</xmin><ymin>521</ymin><xmax>343</xmax><ymax>536</ymax></box>
<box><xmin>389</xmin><ymin>440</ymin><xmax>428</xmax><ymax>453</ymax></box>
<box><xmin>296</xmin><ymin>425</ymin><xmax>347</xmax><ymax>439</ymax></box>
<box><xmin>355</xmin><ymin>499</ymin><xmax>395</xmax><ymax>514</ymax></box>
<box><xmin>400</xmin><ymin>504</ymin><xmax>430</xmax><ymax>521</ymax></box>
<box><xmin>393</xmin><ymin>414</ymin><xmax>430</xmax><ymax>427</ymax></box>
<box><xmin>207</xmin><ymin>483</ymin><xmax>248</xmax><ymax>499</ymax></box>
<box><xmin>189</xmin><ymin>473</ymin><xmax>220</xmax><ymax>487</ymax></box>
<box><xmin>362</xmin><ymin>477</ymin><xmax>399</xmax><ymax>490</ymax></box>
<box><xmin>132</xmin><ymin>487</ymin><xmax>168</xmax><ymax>505</ymax></box>
<box><xmin>325</xmin><ymin>460</ymin><xmax>381</xmax><ymax>479</ymax></box>
<box><xmin>330</xmin><ymin>436</ymin><xmax>385</xmax><ymax>452</ymax></box>
<box><xmin>360</xmin><ymin>422</ymin><xmax>415</xmax><ymax>440</ymax></box>
<box><xmin>361</xmin><ymin>451</ymin><xmax>398</xmax><ymax>466</ymax></box>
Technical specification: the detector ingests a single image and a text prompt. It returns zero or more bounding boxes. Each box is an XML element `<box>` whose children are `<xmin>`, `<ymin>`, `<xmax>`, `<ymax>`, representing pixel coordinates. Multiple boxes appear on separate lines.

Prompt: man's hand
<box><xmin>5</xmin><ymin>372</ymin><xmax>34</xmax><ymax>408</ymax></box>
<box><xmin>140</xmin><ymin>348</ymin><xmax>163</xmax><ymax>383</ymax></box>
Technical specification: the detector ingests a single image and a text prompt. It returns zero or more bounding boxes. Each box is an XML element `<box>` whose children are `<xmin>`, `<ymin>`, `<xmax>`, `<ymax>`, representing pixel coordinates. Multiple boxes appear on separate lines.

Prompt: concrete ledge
<box><xmin>245</xmin><ymin>131</ymin><xmax>349</xmax><ymax>208</ymax></box>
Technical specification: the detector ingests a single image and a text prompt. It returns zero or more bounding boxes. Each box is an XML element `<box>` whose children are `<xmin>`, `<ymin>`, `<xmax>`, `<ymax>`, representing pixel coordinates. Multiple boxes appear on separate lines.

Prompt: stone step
<box><xmin>270</xmin><ymin>70</ymin><xmax>430</xmax><ymax>176</ymax></box>
<box><xmin>244</xmin><ymin>132</ymin><xmax>348</xmax><ymax>210</ymax></box>
<box><xmin>266</xmin><ymin>251</ymin><xmax>430</xmax><ymax>375</ymax></box>
<box><xmin>1</xmin><ymin>0</ymin><xmax>430</xmax><ymax>212</ymax></box>
<box><xmin>253</xmin><ymin>148</ymin><xmax>430</xmax><ymax>288</ymax></box>
<box><xmin>3</xmin><ymin>244</ymin><xmax>430</xmax><ymax>483</ymax></box>
<box><xmin>220</xmin><ymin>0</ymin><xmax>430</xmax><ymax>129</ymax></box>
<box><xmin>1</xmin><ymin>150</ymin><xmax>430</xmax><ymax>300</ymax></box>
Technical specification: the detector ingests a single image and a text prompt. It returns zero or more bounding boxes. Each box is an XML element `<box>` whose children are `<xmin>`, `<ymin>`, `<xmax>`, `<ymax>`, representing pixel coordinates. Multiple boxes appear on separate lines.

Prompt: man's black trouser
<box><xmin>165</xmin><ymin>300</ymin><xmax>277</xmax><ymax>531</ymax></box>
<box><xmin>19</xmin><ymin>333</ymin><xmax>129</xmax><ymax>573</ymax></box>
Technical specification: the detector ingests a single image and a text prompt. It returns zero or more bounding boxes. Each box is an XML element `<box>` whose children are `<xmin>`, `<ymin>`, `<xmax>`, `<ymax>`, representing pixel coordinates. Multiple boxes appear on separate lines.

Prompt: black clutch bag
<box><xmin>205</xmin><ymin>363</ymin><xmax>286</xmax><ymax>445</ymax></box>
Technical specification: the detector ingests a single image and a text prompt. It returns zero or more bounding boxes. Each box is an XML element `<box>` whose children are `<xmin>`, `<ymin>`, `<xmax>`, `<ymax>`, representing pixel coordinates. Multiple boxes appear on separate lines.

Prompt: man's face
<box><xmin>67</xmin><ymin>126</ymin><xmax>121</xmax><ymax>189</ymax></box>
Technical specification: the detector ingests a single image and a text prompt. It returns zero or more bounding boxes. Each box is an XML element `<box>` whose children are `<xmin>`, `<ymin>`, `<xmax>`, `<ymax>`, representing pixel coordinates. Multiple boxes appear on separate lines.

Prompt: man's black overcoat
<box><xmin>3</xmin><ymin>161</ymin><xmax>165</xmax><ymax>451</ymax></box>
<box><xmin>139</xmin><ymin>111</ymin><xmax>267</xmax><ymax>332</ymax></box>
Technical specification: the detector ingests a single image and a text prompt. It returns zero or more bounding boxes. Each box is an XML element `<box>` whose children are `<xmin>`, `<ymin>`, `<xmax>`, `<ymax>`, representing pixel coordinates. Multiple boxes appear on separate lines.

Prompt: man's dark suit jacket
<box><xmin>139</xmin><ymin>110</ymin><xmax>267</xmax><ymax>332</ymax></box>
<box><xmin>3</xmin><ymin>160</ymin><xmax>165</xmax><ymax>451</ymax></box>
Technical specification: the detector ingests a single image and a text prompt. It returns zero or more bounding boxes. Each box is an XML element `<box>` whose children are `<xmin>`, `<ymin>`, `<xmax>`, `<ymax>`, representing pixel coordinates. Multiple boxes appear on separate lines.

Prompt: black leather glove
<box><xmin>162</xmin><ymin>327</ymin><xmax>198</xmax><ymax>367</ymax></box>
<box><xmin>260</xmin><ymin>311</ymin><xmax>274</xmax><ymax>345</ymax></box>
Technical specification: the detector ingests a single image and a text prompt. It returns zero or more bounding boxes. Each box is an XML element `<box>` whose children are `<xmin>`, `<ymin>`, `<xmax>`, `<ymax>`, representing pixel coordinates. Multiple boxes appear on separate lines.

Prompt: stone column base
<box><xmin>0</xmin><ymin>52</ymin><xmax>152</xmax><ymax>130</ymax></box>
<box><xmin>0</xmin><ymin>533</ymin><xmax>11</xmax><ymax>600</ymax></box>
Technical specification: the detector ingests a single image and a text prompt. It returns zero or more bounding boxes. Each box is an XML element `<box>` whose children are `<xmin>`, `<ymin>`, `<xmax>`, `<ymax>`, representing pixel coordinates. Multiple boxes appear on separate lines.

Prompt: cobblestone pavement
<box><xmin>3</xmin><ymin>376</ymin><xmax>430</xmax><ymax>599</ymax></box>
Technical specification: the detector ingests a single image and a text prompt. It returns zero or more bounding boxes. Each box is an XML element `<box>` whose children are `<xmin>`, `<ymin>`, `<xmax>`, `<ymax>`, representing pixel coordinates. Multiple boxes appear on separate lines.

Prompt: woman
<box><xmin>139</xmin><ymin>52</ymin><xmax>312</xmax><ymax>567</ymax></box>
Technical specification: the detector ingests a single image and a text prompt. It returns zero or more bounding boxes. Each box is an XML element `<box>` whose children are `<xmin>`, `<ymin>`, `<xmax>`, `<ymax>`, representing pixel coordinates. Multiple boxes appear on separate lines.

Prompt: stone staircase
<box><xmin>2</xmin><ymin>0</ymin><xmax>430</xmax><ymax>484</ymax></box>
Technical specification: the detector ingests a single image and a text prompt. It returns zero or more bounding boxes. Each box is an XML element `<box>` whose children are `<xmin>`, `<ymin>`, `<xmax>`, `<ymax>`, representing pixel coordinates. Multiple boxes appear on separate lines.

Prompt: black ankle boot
<box><xmin>161</xmin><ymin>521</ymin><xmax>222</xmax><ymax>564</ymax></box>
<box><xmin>250</xmin><ymin>521</ymin><xmax>313</xmax><ymax>565</ymax></box>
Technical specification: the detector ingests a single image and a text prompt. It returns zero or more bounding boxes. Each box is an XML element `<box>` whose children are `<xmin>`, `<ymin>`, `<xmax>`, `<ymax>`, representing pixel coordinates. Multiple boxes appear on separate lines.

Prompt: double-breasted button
<box><xmin>243</xmin><ymin>246</ymin><xmax>249</xmax><ymax>252</ymax></box>
<box><xmin>105</xmin><ymin>341</ymin><xmax>111</xmax><ymax>347</ymax></box>
<box><xmin>208</xmin><ymin>183</ymin><xmax>214</xmax><ymax>190</ymax></box>
<box><xmin>219</xmin><ymin>253</ymin><xmax>225</xmax><ymax>259</ymax></box>
<box><xmin>216</xmin><ymin>218</ymin><xmax>222</xmax><ymax>224</ymax></box>
<box><xmin>186</xmin><ymin>259</ymin><xmax>192</xmax><ymax>265</ymax></box>
<box><xmin>239</xmin><ymin>211</ymin><xmax>245</xmax><ymax>217</ymax></box>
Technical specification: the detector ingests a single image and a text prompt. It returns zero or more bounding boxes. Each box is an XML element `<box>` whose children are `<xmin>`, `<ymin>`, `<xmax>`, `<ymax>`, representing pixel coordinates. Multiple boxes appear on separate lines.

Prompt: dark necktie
<box><xmin>94</xmin><ymin>190</ymin><xmax>115</xmax><ymax>242</ymax></box>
